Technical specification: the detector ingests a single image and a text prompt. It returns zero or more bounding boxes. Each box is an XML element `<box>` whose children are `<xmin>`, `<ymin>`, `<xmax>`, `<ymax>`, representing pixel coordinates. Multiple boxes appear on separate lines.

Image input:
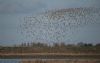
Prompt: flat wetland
<box><xmin>0</xmin><ymin>43</ymin><xmax>100</xmax><ymax>63</ymax></box>
<box><xmin>0</xmin><ymin>53</ymin><xmax>100</xmax><ymax>63</ymax></box>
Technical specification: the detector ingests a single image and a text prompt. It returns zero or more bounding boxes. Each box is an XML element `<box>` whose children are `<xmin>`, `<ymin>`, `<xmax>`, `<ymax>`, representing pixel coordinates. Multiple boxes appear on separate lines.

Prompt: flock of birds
<box><xmin>19</xmin><ymin>7</ymin><xmax>100</xmax><ymax>43</ymax></box>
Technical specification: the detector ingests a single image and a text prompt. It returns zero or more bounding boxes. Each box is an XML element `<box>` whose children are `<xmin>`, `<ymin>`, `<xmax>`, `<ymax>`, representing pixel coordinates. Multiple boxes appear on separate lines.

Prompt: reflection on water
<box><xmin>0</xmin><ymin>59</ymin><xmax>100</xmax><ymax>63</ymax></box>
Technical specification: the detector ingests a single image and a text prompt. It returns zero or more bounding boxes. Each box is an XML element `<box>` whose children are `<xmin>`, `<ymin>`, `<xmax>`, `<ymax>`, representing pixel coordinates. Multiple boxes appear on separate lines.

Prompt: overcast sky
<box><xmin>0</xmin><ymin>0</ymin><xmax>100</xmax><ymax>46</ymax></box>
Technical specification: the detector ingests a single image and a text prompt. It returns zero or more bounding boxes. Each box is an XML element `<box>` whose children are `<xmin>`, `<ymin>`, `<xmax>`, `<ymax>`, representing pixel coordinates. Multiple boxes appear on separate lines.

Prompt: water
<box><xmin>0</xmin><ymin>59</ymin><xmax>20</xmax><ymax>63</ymax></box>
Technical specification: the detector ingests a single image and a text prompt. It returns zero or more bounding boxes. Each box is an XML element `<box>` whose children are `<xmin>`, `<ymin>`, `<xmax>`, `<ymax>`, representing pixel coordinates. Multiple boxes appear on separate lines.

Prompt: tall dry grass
<box><xmin>20</xmin><ymin>59</ymin><xmax>100</xmax><ymax>63</ymax></box>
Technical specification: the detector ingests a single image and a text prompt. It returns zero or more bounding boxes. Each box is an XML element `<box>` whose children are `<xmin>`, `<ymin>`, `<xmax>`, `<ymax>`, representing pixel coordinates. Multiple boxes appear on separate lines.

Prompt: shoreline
<box><xmin>0</xmin><ymin>53</ymin><xmax>100</xmax><ymax>55</ymax></box>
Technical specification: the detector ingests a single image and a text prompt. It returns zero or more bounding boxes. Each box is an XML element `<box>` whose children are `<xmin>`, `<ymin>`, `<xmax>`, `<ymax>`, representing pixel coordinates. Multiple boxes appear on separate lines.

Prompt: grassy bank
<box><xmin>0</xmin><ymin>53</ymin><xmax>100</xmax><ymax>59</ymax></box>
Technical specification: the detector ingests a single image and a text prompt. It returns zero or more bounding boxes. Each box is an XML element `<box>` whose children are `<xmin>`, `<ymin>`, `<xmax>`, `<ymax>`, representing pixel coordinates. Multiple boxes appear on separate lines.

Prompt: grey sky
<box><xmin>0</xmin><ymin>0</ymin><xmax>100</xmax><ymax>45</ymax></box>
<box><xmin>0</xmin><ymin>0</ymin><xmax>100</xmax><ymax>14</ymax></box>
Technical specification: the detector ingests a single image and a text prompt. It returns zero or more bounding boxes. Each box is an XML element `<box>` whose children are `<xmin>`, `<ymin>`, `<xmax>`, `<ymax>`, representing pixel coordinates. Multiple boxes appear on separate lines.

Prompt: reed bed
<box><xmin>20</xmin><ymin>59</ymin><xmax>100</xmax><ymax>63</ymax></box>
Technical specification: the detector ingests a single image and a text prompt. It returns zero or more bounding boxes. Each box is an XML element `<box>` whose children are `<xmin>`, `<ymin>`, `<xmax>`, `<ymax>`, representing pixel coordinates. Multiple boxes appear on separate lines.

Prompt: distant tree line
<box><xmin>0</xmin><ymin>42</ymin><xmax>100</xmax><ymax>54</ymax></box>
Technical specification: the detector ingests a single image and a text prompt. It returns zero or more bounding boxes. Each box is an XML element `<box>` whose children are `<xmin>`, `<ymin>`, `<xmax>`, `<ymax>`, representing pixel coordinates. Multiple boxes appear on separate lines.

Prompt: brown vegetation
<box><xmin>20</xmin><ymin>59</ymin><xmax>100</xmax><ymax>63</ymax></box>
